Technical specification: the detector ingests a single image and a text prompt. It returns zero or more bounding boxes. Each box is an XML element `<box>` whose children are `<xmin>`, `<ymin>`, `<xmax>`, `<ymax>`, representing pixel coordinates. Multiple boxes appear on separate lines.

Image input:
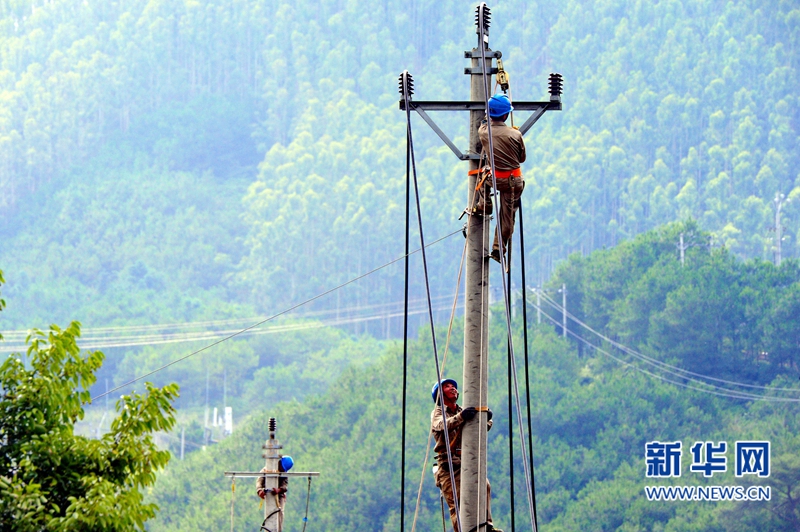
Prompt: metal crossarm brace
<box><xmin>398</xmin><ymin>100</ymin><xmax>562</xmax><ymax>160</ymax></box>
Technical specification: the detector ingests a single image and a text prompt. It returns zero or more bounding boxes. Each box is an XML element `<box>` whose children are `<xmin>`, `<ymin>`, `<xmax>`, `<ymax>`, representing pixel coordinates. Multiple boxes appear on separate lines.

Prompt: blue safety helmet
<box><xmin>431</xmin><ymin>378</ymin><xmax>458</xmax><ymax>403</ymax></box>
<box><xmin>279</xmin><ymin>456</ymin><xmax>294</xmax><ymax>472</ymax></box>
<box><xmin>488</xmin><ymin>93</ymin><xmax>513</xmax><ymax>118</ymax></box>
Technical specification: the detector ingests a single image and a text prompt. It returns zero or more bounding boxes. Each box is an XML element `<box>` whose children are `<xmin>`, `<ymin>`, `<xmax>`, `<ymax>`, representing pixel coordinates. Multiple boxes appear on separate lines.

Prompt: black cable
<box><xmin>477</xmin><ymin>18</ymin><xmax>537</xmax><ymax>532</ymax></box>
<box><xmin>506</xmin><ymin>238</ymin><xmax>515</xmax><ymax>532</ymax></box>
<box><xmin>518</xmin><ymin>204</ymin><xmax>539</xmax><ymax>530</ymax></box>
<box><xmin>301</xmin><ymin>477</ymin><xmax>312</xmax><ymax>532</ymax></box>
<box><xmin>401</xmin><ymin>106</ymin><xmax>411</xmax><ymax>532</ymax></box>
<box><xmin>403</xmin><ymin>83</ymin><xmax>462</xmax><ymax>532</ymax></box>
<box><xmin>91</xmin><ymin>227</ymin><xmax>461</xmax><ymax>402</ymax></box>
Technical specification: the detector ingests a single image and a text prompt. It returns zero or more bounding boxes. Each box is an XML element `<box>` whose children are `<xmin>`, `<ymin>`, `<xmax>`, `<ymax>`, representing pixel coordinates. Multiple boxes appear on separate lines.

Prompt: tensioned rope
<box><xmin>533</xmin><ymin>296</ymin><xmax>800</xmax><ymax>402</ymax></box>
<box><xmin>477</xmin><ymin>15</ymin><xmax>538</xmax><ymax>531</ymax></box>
<box><xmin>402</xmin><ymin>73</ymin><xmax>463</xmax><ymax>532</ymax></box>
<box><xmin>535</xmin><ymin>290</ymin><xmax>800</xmax><ymax>402</ymax></box>
<box><xmin>409</xmin><ymin>103</ymin><xmax>489</xmax><ymax>531</ymax></box>
<box><xmin>90</xmin><ymin>228</ymin><xmax>462</xmax><ymax>402</ymax></box>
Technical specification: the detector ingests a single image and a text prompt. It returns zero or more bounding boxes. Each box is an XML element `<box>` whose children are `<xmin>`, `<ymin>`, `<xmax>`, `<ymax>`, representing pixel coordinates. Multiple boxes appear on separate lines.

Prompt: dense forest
<box><xmin>147</xmin><ymin>222</ymin><xmax>800</xmax><ymax>531</ymax></box>
<box><xmin>1</xmin><ymin>0</ymin><xmax>799</xmax><ymax>530</ymax></box>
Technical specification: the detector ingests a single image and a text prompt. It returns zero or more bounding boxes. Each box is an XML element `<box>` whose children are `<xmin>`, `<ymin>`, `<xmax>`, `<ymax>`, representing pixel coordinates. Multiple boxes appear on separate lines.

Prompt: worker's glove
<box><xmin>271</xmin><ymin>487</ymin><xmax>287</xmax><ymax>495</ymax></box>
<box><xmin>461</xmin><ymin>407</ymin><xmax>477</xmax><ymax>421</ymax></box>
<box><xmin>257</xmin><ymin>488</ymin><xmax>267</xmax><ymax>499</ymax></box>
<box><xmin>486</xmin><ymin>408</ymin><xmax>493</xmax><ymax>421</ymax></box>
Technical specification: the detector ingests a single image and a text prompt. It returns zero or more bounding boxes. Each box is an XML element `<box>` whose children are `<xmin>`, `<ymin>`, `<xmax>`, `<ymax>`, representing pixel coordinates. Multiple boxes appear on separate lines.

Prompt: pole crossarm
<box><xmin>223</xmin><ymin>472</ymin><xmax>321</xmax><ymax>478</ymax></box>
<box><xmin>398</xmin><ymin>100</ymin><xmax>562</xmax><ymax>160</ymax></box>
<box><xmin>399</xmin><ymin>100</ymin><xmax>559</xmax><ymax>112</ymax></box>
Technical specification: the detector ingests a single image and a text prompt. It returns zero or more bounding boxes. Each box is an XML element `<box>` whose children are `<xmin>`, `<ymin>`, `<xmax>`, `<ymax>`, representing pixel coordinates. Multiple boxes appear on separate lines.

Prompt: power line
<box><xmin>89</xmin><ymin>228</ymin><xmax>462</xmax><ymax>402</ymax></box>
<box><xmin>532</xmin><ymin>292</ymin><xmax>800</xmax><ymax>402</ymax></box>
<box><xmin>535</xmin><ymin>289</ymin><xmax>800</xmax><ymax>394</ymax></box>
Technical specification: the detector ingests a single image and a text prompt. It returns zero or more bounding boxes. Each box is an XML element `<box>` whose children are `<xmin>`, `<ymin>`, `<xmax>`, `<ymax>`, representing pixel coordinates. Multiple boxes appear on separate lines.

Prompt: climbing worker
<box><xmin>256</xmin><ymin>455</ymin><xmax>293</xmax><ymax>531</ymax></box>
<box><xmin>430</xmin><ymin>379</ymin><xmax>502</xmax><ymax>532</ymax></box>
<box><xmin>478</xmin><ymin>93</ymin><xmax>526</xmax><ymax>265</ymax></box>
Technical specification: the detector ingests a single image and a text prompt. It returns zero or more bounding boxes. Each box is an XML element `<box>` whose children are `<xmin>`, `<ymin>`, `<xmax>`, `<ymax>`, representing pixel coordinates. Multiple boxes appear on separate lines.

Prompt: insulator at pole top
<box><xmin>268</xmin><ymin>417</ymin><xmax>276</xmax><ymax>439</ymax></box>
<box><xmin>475</xmin><ymin>3</ymin><xmax>491</xmax><ymax>33</ymax></box>
<box><xmin>398</xmin><ymin>70</ymin><xmax>414</xmax><ymax>98</ymax></box>
<box><xmin>549</xmin><ymin>73</ymin><xmax>563</xmax><ymax>100</ymax></box>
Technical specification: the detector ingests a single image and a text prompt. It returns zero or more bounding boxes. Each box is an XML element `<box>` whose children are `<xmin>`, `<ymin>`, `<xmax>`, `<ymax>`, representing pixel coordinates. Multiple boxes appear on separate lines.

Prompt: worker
<box><xmin>478</xmin><ymin>93</ymin><xmax>526</xmax><ymax>264</ymax></box>
<box><xmin>256</xmin><ymin>455</ymin><xmax>293</xmax><ymax>531</ymax></box>
<box><xmin>430</xmin><ymin>378</ymin><xmax>502</xmax><ymax>532</ymax></box>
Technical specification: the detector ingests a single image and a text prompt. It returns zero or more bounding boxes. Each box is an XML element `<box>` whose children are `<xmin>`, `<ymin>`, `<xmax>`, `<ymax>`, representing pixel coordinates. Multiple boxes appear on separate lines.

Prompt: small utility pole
<box><xmin>262</xmin><ymin>417</ymin><xmax>282</xmax><ymax>532</ymax></box>
<box><xmin>678</xmin><ymin>232</ymin><xmax>687</xmax><ymax>267</ymax></box>
<box><xmin>559</xmin><ymin>283</ymin><xmax>567</xmax><ymax>338</ymax></box>
<box><xmin>536</xmin><ymin>287</ymin><xmax>541</xmax><ymax>324</ymax></box>
<box><xmin>774</xmin><ymin>192</ymin><xmax>788</xmax><ymax>266</ymax></box>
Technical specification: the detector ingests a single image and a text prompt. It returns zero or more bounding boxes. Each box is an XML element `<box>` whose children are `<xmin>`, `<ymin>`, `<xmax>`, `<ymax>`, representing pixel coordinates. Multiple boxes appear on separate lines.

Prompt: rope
<box><xmin>91</xmin><ymin>227</ymin><xmax>462</xmax><ymax>402</ymax></box>
<box><xmin>403</xmin><ymin>80</ymin><xmax>462</xmax><ymax>532</ymax></box>
<box><xmin>411</xmin><ymin>222</ymin><xmax>470</xmax><ymax>532</ymax></box>
<box><xmin>478</xmin><ymin>20</ymin><xmax>538</xmax><ymax>532</ymax></box>
<box><xmin>506</xmin><ymin>243</ymin><xmax>515</xmax><ymax>532</ymax></box>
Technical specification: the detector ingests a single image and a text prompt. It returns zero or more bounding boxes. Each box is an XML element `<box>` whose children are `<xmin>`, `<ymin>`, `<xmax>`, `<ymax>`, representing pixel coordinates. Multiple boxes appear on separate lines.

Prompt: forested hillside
<box><xmin>1</xmin><ymin>0</ymin><xmax>798</xmax><ymax>330</ymax></box>
<box><xmin>148</xmin><ymin>222</ymin><xmax>800</xmax><ymax>530</ymax></box>
<box><xmin>1</xmin><ymin>1</ymin><xmax>799</xmax><ymax>529</ymax></box>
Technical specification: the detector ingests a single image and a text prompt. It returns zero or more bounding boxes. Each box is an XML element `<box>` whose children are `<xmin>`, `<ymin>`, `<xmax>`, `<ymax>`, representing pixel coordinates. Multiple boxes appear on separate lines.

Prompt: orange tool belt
<box><xmin>468</xmin><ymin>166</ymin><xmax>522</xmax><ymax>190</ymax></box>
<box><xmin>467</xmin><ymin>166</ymin><xmax>522</xmax><ymax>178</ymax></box>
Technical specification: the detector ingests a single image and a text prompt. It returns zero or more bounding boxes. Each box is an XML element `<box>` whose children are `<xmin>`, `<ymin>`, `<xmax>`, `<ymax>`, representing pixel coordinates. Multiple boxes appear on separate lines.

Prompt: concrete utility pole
<box><xmin>222</xmin><ymin>419</ymin><xmax>319</xmax><ymax>531</ymax></box>
<box><xmin>774</xmin><ymin>192</ymin><xmax>788</xmax><ymax>266</ymax></box>
<box><xmin>460</xmin><ymin>8</ymin><xmax>493</xmax><ymax>529</ymax></box>
<box><xmin>536</xmin><ymin>287</ymin><xmax>541</xmax><ymax>324</ymax></box>
<box><xmin>261</xmin><ymin>417</ymin><xmax>282</xmax><ymax>532</ymax></box>
<box><xmin>559</xmin><ymin>284</ymin><xmax>567</xmax><ymax>338</ymax></box>
<box><xmin>398</xmin><ymin>4</ymin><xmax>561</xmax><ymax>528</ymax></box>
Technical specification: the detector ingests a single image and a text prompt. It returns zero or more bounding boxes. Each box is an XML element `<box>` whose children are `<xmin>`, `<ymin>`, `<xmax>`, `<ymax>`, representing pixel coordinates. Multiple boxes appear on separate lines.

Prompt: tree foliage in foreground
<box><xmin>0</xmin><ymin>270</ymin><xmax>180</xmax><ymax>531</ymax></box>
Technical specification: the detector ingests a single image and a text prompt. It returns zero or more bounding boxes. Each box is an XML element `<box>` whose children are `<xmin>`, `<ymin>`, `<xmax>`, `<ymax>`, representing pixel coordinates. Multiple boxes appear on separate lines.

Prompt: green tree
<box><xmin>0</xmin><ymin>275</ymin><xmax>180</xmax><ymax>530</ymax></box>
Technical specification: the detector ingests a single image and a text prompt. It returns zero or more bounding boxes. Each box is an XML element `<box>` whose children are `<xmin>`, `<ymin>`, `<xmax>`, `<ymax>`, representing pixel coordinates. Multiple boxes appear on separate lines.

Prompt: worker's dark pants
<box><xmin>436</xmin><ymin>464</ymin><xmax>493</xmax><ymax>532</ymax></box>
<box><xmin>492</xmin><ymin>175</ymin><xmax>524</xmax><ymax>256</ymax></box>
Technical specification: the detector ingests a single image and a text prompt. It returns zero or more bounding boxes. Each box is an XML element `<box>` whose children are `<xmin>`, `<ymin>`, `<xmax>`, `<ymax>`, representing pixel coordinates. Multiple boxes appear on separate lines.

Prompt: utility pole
<box><xmin>223</xmin><ymin>419</ymin><xmax>320</xmax><ymax>531</ymax></box>
<box><xmin>536</xmin><ymin>287</ymin><xmax>541</xmax><ymax>324</ymax></box>
<box><xmin>678</xmin><ymin>232</ymin><xmax>687</xmax><ymax>267</ymax></box>
<box><xmin>261</xmin><ymin>417</ymin><xmax>282</xmax><ymax>532</ymax></box>
<box><xmin>559</xmin><ymin>283</ymin><xmax>567</xmax><ymax>338</ymax></box>
<box><xmin>460</xmin><ymin>8</ymin><xmax>493</xmax><ymax>528</ymax></box>
<box><xmin>774</xmin><ymin>192</ymin><xmax>788</xmax><ymax>266</ymax></box>
<box><xmin>398</xmin><ymin>4</ymin><xmax>561</xmax><ymax>528</ymax></box>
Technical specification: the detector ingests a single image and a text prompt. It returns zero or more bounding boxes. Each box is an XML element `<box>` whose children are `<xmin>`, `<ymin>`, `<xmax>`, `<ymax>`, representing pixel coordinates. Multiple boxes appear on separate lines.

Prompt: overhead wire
<box><xmin>89</xmin><ymin>227</ymin><xmax>462</xmax><ymax>402</ymax></box>
<box><xmin>532</xmin><ymin>293</ymin><xmax>800</xmax><ymax>402</ymax></box>
<box><xmin>536</xmin><ymin>289</ymin><xmax>800</xmax><ymax>394</ymax></box>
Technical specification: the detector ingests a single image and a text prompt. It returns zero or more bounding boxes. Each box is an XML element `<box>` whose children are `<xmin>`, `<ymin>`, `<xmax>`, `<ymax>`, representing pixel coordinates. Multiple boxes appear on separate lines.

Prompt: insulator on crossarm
<box><xmin>398</xmin><ymin>70</ymin><xmax>414</xmax><ymax>99</ymax></box>
<box><xmin>549</xmin><ymin>73</ymin><xmax>563</xmax><ymax>100</ymax></box>
<box><xmin>475</xmin><ymin>3</ymin><xmax>491</xmax><ymax>33</ymax></box>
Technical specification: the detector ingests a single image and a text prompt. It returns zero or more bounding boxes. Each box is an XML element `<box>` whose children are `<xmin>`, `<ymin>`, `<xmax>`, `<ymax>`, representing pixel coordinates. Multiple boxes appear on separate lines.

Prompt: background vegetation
<box><xmin>1</xmin><ymin>0</ymin><xmax>799</xmax><ymax>530</ymax></box>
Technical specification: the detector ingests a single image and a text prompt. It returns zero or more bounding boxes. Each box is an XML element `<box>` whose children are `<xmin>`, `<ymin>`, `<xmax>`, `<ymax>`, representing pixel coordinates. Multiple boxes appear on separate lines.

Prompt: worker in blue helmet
<box><xmin>478</xmin><ymin>93</ymin><xmax>526</xmax><ymax>267</ymax></box>
<box><xmin>430</xmin><ymin>379</ymin><xmax>501</xmax><ymax>532</ymax></box>
<box><xmin>256</xmin><ymin>454</ymin><xmax>294</xmax><ymax>530</ymax></box>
